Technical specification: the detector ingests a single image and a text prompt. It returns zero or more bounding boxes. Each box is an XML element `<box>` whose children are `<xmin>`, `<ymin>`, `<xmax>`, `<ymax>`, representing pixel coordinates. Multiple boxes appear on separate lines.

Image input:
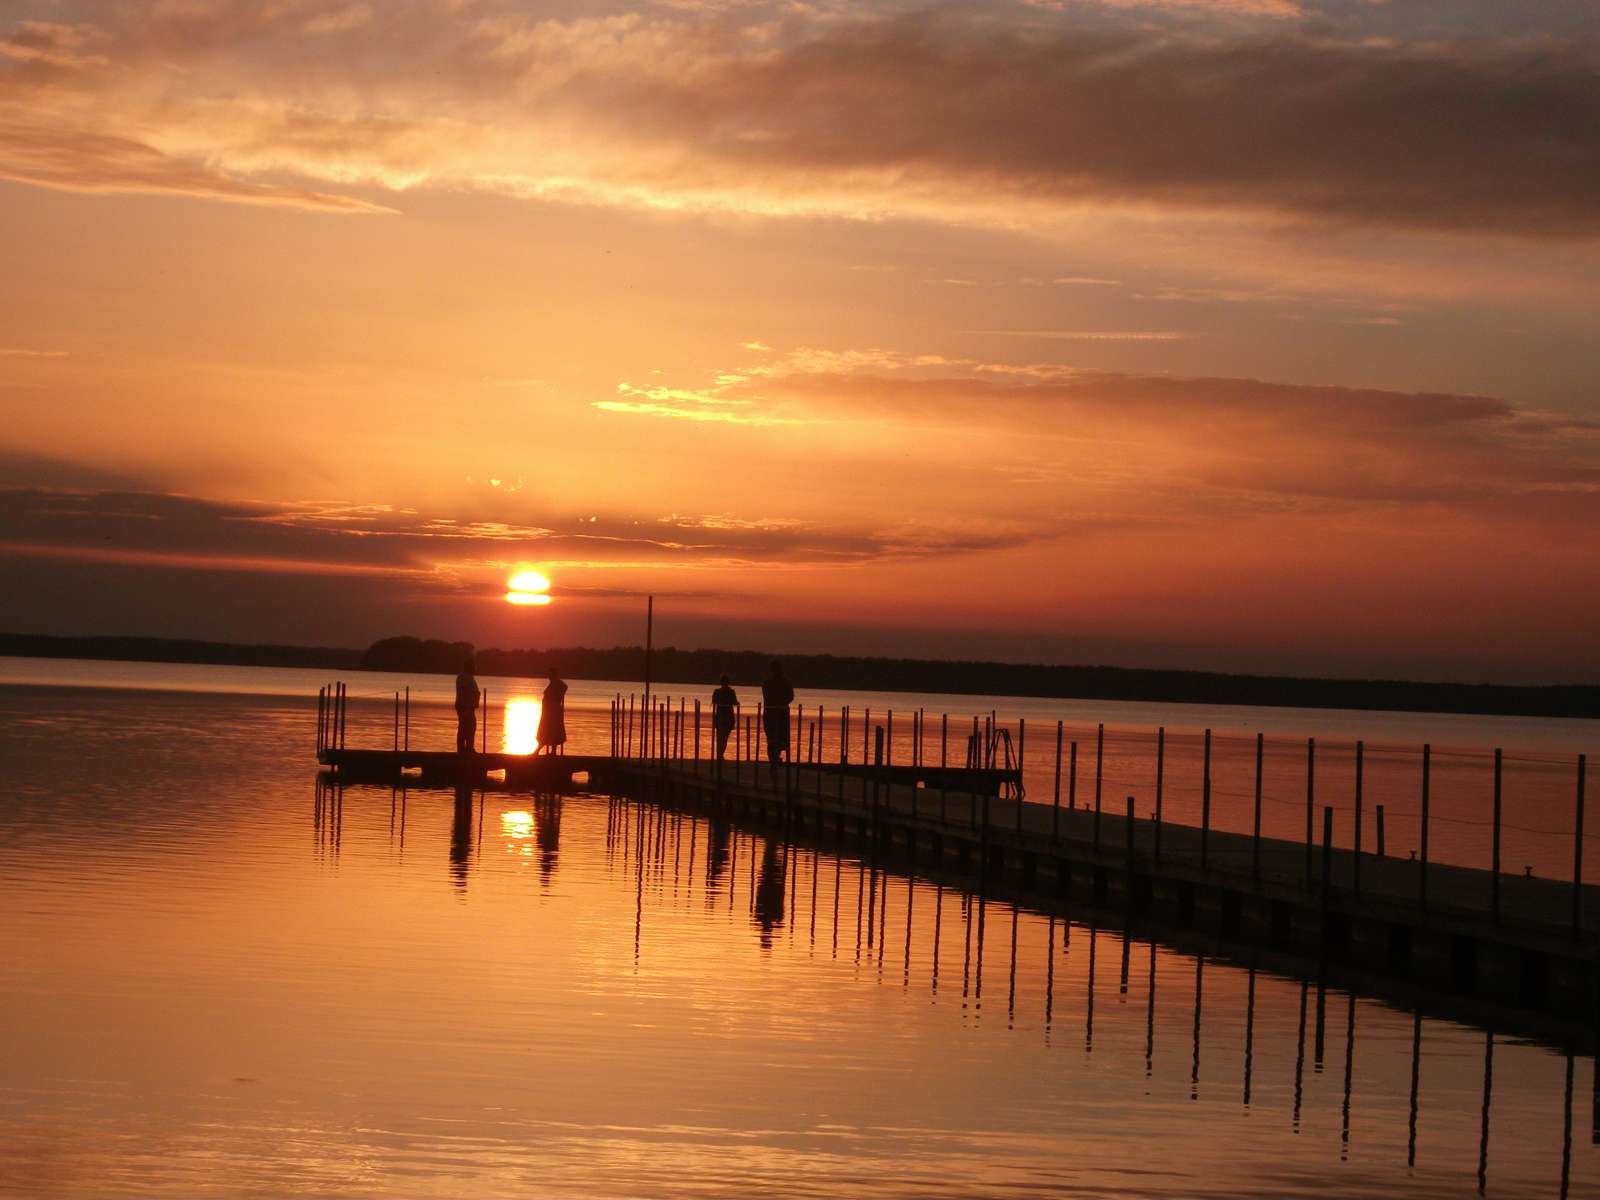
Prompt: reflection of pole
<box><xmin>1407</xmin><ymin>1008</ymin><xmax>1422</xmax><ymax>1167</ymax></box>
<box><xmin>1477</xmin><ymin>1030</ymin><xmax>1493</xmax><ymax>1192</ymax></box>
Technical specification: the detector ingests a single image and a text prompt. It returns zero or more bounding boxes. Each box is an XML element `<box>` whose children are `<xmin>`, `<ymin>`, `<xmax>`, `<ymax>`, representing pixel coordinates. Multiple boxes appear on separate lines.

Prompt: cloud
<box><xmin>3</xmin><ymin>5</ymin><xmax>1597</xmax><ymax>235</ymax></box>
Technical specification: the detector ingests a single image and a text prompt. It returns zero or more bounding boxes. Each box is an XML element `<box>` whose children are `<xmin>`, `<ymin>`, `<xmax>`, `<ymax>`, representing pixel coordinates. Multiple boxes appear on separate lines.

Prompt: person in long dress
<box><xmin>537</xmin><ymin>671</ymin><xmax>568</xmax><ymax>754</ymax></box>
<box><xmin>760</xmin><ymin>660</ymin><xmax>793</xmax><ymax>778</ymax></box>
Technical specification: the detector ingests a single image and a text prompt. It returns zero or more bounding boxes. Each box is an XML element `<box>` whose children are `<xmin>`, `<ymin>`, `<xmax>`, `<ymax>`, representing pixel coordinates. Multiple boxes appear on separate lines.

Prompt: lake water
<box><xmin>1</xmin><ymin>660</ymin><xmax>1596</xmax><ymax>1197</ymax></box>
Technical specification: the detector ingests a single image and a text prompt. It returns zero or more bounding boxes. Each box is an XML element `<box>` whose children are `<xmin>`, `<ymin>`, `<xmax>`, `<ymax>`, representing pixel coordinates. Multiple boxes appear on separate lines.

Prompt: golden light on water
<box><xmin>502</xmin><ymin>698</ymin><xmax>542</xmax><ymax>755</ymax></box>
<box><xmin>505</xmin><ymin>568</ymin><xmax>553</xmax><ymax>607</ymax></box>
<box><xmin>500</xmin><ymin>810</ymin><xmax>534</xmax><ymax>839</ymax></box>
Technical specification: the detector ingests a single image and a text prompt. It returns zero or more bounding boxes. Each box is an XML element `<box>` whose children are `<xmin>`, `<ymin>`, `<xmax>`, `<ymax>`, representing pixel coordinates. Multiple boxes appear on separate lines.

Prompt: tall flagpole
<box><xmin>643</xmin><ymin>594</ymin><xmax>654</xmax><ymax>715</ymax></box>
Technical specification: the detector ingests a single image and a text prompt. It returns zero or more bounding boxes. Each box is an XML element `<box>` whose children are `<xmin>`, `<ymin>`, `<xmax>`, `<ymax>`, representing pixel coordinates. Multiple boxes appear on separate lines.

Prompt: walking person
<box><xmin>761</xmin><ymin>660</ymin><xmax>793</xmax><ymax>778</ymax></box>
<box><xmin>711</xmin><ymin>675</ymin><xmax>739</xmax><ymax>760</ymax></box>
<box><xmin>455</xmin><ymin>654</ymin><xmax>480</xmax><ymax>753</ymax></box>
<box><xmin>537</xmin><ymin>670</ymin><xmax>568</xmax><ymax>754</ymax></box>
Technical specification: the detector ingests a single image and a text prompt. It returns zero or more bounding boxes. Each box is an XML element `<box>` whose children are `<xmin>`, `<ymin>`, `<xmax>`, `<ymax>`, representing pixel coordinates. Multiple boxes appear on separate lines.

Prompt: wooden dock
<box><xmin>313</xmin><ymin>684</ymin><xmax>1598</xmax><ymax>1027</ymax></box>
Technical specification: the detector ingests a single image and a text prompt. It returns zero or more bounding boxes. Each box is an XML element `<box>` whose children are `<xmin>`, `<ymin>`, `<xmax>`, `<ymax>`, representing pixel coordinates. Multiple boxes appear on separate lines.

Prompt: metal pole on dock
<box><xmin>1052</xmin><ymin>720</ymin><xmax>1063</xmax><ymax>843</ymax></box>
<box><xmin>403</xmin><ymin>686</ymin><xmax>409</xmax><ymax>751</ymax></box>
<box><xmin>1491</xmin><ymin>748</ymin><xmax>1502</xmax><ymax>923</ymax></box>
<box><xmin>886</xmin><ymin>710</ymin><xmax>893</xmax><ymax>769</ymax></box>
<box><xmin>1574</xmin><ymin>754</ymin><xmax>1586</xmax><ymax>940</ymax></box>
<box><xmin>1202</xmin><ymin>728</ymin><xmax>1212</xmax><ymax>872</ymax></box>
<box><xmin>317</xmin><ymin>686</ymin><xmax>325</xmax><ymax>754</ymax></box>
<box><xmin>840</xmin><ymin>706</ymin><xmax>849</xmax><ymax>765</ymax></box>
<box><xmin>1419</xmin><ymin>744</ymin><xmax>1431</xmax><ymax>911</ymax></box>
<box><xmin>1094</xmin><ymin>723</ymin><xmax>1104</xmax><ymax>828</ymax></box>
<box><xmin>393</xmin><ymin>691</ymin><xmax>399</xmax><ymax>751</ymax></box>
<box><xmin>1354</xmin><ymin>740</ymin><xmax>1364</xmax><ymax>897</ymax></box>
<box><xmin>1154</xmin><ymin>726</ymin><xmax>1165</xmax><ymax>864</ymax></box>
<box><xmin>1015</xmin><ymin>718</ymin><xmax>1025</xmax><ymax>834</ymax></box>
<box><xmin>1322</xmin><ymin>807</ymin><xmax>1334</xmax><ymax>900</ymax></box>
<box><xmin>1253</xmin><ymin>732</ymin><xmax>1263</xmax><ymax>884</ymax></box>
<box><xmin>941</xmin><ymin>713</ymin><xmax>948</xmax><ymax>823</ymax></box>
<box><xmin>694</xmin><ymin>699</ymin><xmax>701</xmax><ymax>762</ymax></box>
<box><xmin>1126</xmin><ymin>795</ymin><xmax>1135</xmax><ymax>866</ymax></box>
<box><xmin>338</xmin><ymin>682</ymin><xmax>346</xmax><ymax>750</ymax></box>
<box><xmin>642</xmin><ymin>594</ymin><xmax>653</xmax><ymax>720</ymax></box>
<box><xmin>1069</xmin><ymin>741</ymin><xmax>1078</xmax><ymax>811</ymax></box>
<box><xmin>1304</xmin><ymin>737</ymin><xmax>1315</xmax><ymax>890</ymax></box>
<box><xmin>1377</xmin><ymin>805</ymin><xmax>1386</xmax><ymax>858</ymax></box>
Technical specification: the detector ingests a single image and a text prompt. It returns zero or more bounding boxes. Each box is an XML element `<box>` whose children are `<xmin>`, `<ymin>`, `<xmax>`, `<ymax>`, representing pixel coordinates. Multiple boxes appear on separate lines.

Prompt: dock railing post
<box><xmin>1094</xmin><ymin>723</ymin><xmax>1104</xmax><ymax>834</ymax></box>
<box><xmin>1154</xmin><ymin>726</ymin><xmax>1165</xmax><ymax>865</ymax></box>
<box><xmin>1492</xmin><ymin>748</ymin><xmax>1502</xmax><ymax>923</ymax></box>
<box><xmin>940</xmin><ymin>713</ymin><xmax>949</xmax><ymax>824</ymax></box>
<box><xmin>1304</xmin><ymin>737</ymin><xmax>1315</xmax><ymax>890</ymax></box>
<box><xmin>1126</xmin><ymin>795</ymin><xmax>1135</xmax><ymax>867</ymax></box>
<box><xmin>1322</xmin><ymin>807</ymin><xmax>1334</xmax><ymax>902</ymax></box>
<box><xmin>338</xmin><ymin>682</ymin><xmax>346</xmax><ymax>751</ymax></box>
<box><xmin>1354</xmin><ymin>740</ymin><xmax>1364</xmax><ymax>898</ymax></box>
<box><xmin>1573</xmin><ymin>753</ymin><xmax>1586</xmax><ymax>941</ymax></box>
<box><xmin>1419</xmin><ymin>744</ymin><xmax>1431</xmax><ymax>912</ymax></box>
<box><xmin>1015</xmin><ymin>718</ymin><xmax>1025</xmax><ymax>834</ymax></box>
<box><xmin>1052</xmin><ymin>720</ymin><xmax>1063</xmax><ymax>844</ymax></box>
<box><xmin>403</xmin><ymin>686</ymin><xmax>409</xmax><ymax>752</ymax></box>
<box><xmin>393</xmin><ymin>691</ymin><xmax>399</xmax><ymax>751</ymax></box>
<box><xmin>1253</xmin><ymin>733</ymin><xmax>1263</xmax><ymax>884</ymax></box>
<box><xmin>317</xmin><ymin>686</ymin><xmax>325</xmax><ymax>754</ymax></box>
<box><xmin>841</xmin><ymin>706</ymin><xmax>850</xmax><ymax>765</ymax></box>
<box><xmin>873</xmin><ymin>726</ymin><xmax>885</xmax><ymax>826</ymax></box>
<box><xmin>1201</xmin><ymin>727</ymin><xmax>1212</xmax><ymax>873</ymax></box>
<box><xmin>1377</xmin><ymin>804</ymin><xmax>1386</xmax><ymax>859</ymax></box>
<box><xmin>694</xmin><ymin>699</ymin><xmax>701</xmax><ymax>763</ymax></box>
<box><xmin>1069</xmin><ymin>741</ymin><xmax>1078</xmax><ymax>811</ymax></box>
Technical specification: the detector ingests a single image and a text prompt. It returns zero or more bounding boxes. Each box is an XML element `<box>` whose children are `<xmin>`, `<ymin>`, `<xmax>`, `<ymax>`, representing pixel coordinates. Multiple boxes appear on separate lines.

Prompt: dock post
<box><xmin>1126</xmin><ymin>795</ymin><xmax>1135</xmax><ymax>867</ymax></box>
<box><xmin>338</xmin><ymin>682</ymin><xmax>346</xmax><ymax>750</ymax></box>
<box><xmin>1491</xmin><ymin>748</ymin><xmax>1502</xmax><ymax>923</ymax></box>
<box><xmin>1419</xmin><ymin>744</ymin><xmax>1431</xmax><ymax>911</ymax></box>
<box><xmin>317</xmin><ymin>686</ymin><xmax>325</xmax><ymax>754</ymax></box>
<box><xmin>841</xmin><ymin>706</ymin><xmax>849</xmax><ymax>765</ymax></box>
<box><xmin>1304</xmin><ymin>737</ymin><xmax>1315</xmax><ymax>890</ymax></box>
<box><xmin>481</xmin><ymin>688</ymin><xmax>488</xmax><ymax>754</ymax></box>
<box><xmin>1052</xmin><ymin>720</ymin><xmax>1063</xmax><ymax>844</ymax></box>
<box><xmin>887</xmin><ymin>710</ymin><xmax>894</xmax><ymax>769</ymax></box>
<box><xmin>1094</xmin><ymin>723</ymin><xmax>1104</xmax><ymax>829</ymax></box>
<box><xmin>756</xmin><ymin>702</ymin><xmax>764</xmax><ymax>764</ymax></box>
<box><xmin>1154</xmin><ymin>726</ymin><xmax>1165</xmax><ymax>865</ymax></box>
<box><xmin>864</xmin><ymin>709</ymin><xmax>872</xmax><ymax>773</ymax></box>
<box><xmin>403</xmin><ymin>686</ymin><xmax>409</xmax><ymax>752</ymax></box>
<box><xmin>1253</xmin><ymin>732</ymin><xmax>1263</xmax><ymax>884</ymax></box>
<box><xmin>694</xmin><ymin>699</ymin><xmax>701</xmax><ymax>762</ymax></box>
<box><xmin>1069</xmin><ymin>740</ymin><xmax>1077</xmax><ymax>811</ymax></box>
<box><xmin>873</xmin><ymin>726</ymin><xmax>885</xmax><ymax>825</ymax></box>
<box><xmin>1201</xmin><ymin>727</ymin><xmax>1211</xmax><ymax>872</ymax></box>
<box><xmin>1574</xmin><ymin>754</ymin><xmax>1586</xmax><ymax>940</ymax></box>
<box><xmin>1377</xmin><ymin>804</ymin><xmax>1386</xmax><ymax>858</ymax></box>
<box><xmin>393</xmin><ymin>691</ymin><xmax>399</xmax><ymax>751</ymax></box>
<box><xmin>626</xmin><ymin>695</ymin><xmax>634</xmax><ymax>759</ymax></box>
<box><xmin>1015</xmin><ymin>718</ymin><xmax>1025</xmax><ymax>834</ymax></box>
<box><xmin>940</xmin><ymin>713</ymin><xmax>950</xmax><ymax>823</ymax></box>
<box><xmin>1354</xmin><ymin>740</ymin><xmax>1364</xmax><ymax>897</ymax></box>
<box><xmin>1321</xmin><ymin>806</ymin><xmax>1334</xmax><ymax>901</ymax></box>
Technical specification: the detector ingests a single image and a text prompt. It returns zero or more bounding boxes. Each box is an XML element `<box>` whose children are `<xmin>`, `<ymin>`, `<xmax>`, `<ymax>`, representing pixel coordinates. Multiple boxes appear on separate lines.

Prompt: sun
<box><xmin>505</xmin><ymin>568</ymin><xmax>553</xmax><ymax>606</ymax></box>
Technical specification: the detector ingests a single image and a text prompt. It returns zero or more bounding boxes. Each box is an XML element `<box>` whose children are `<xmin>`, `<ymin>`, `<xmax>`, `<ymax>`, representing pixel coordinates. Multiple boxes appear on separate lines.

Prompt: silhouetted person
<box><xmin>761</xmin><ymin>660</ymin><xmax>793</xmax><ymax>776</ymax></box>
<box><xmin>711</xmin><ymin>675</ymin><xmax>738</xmax><ymax>760</ymax></box>
<box><xmin>455</xmin><ymin>655</ymin><xmax>479</xmax><ymax>753</ymax></box>
<box><xmin>537</xmin><ymin>671</ymin><xmax>567</xmax><ymax>754</ymax></box>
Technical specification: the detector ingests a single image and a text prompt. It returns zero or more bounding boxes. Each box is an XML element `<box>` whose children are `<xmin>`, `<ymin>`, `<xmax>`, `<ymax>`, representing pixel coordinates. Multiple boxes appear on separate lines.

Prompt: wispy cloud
<box><xmin>972</xmin><ymin>330</ymin><xmax>1191</xmax><ymax>341</ymax></box>
<box><xmin>0</xmin><ymin>347</ymin><xmax>69</xmax><ymax>358</ymax></box>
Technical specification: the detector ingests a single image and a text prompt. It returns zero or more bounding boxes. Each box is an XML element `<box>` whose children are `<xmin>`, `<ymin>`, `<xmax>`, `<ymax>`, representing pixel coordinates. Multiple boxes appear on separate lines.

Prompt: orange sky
<box><xmin>2</xmin><ymin>1</ymin><xmax>1598</xmax><ymax>682</ymax></box>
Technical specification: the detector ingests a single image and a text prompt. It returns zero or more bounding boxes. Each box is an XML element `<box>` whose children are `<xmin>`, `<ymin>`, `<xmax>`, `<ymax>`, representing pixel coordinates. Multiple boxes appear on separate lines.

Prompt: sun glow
<box><xmin>502</xmin><ymin>698</ymin><xmax>542</xmax><ymax>755</ymax></box>
<box><xmin>506</xmin><ymin>568</ymin><xmax>553</xmax><ymax>606</ymax></box>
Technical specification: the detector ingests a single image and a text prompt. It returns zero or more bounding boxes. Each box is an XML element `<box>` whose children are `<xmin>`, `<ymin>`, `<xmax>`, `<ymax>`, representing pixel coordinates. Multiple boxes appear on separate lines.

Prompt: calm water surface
<box><xmin>1</xmin><ymin>664</ymin><xmax>1596</xmax><ymax>1197</ymax></box>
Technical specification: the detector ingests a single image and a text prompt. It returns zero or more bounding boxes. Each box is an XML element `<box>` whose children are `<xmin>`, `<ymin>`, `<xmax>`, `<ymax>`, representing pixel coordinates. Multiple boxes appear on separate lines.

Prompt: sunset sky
<box><xmin>2</xmin><ymin>0</ymin><xmax>1598</xmax><ymax>683</ymax></box>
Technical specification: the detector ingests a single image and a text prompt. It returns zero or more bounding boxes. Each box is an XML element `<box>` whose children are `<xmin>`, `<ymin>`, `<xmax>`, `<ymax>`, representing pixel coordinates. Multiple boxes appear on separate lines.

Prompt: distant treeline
<box><xmin>0</xmin><ymin>632</ymin><xmax>362</xmax><ymax>671</ymax></box>
<box><xmin>358</xmin><ymin>636</ymin><xmax>1596</xmax><ymax>719</ymax></box>
<box><xmin>5</xmin><ymin>630</ymin><xmax>1596</xmax><ymax>718</ymax></box>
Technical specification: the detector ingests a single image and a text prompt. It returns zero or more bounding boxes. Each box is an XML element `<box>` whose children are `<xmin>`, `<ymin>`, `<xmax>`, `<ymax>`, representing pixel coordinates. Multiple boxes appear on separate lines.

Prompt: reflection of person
<box><xmin>761</xmin><ymin>660</ymin><xmax>794</xmax><ymax>776</ymax></box>
<box><xmin>752</xmin><ymin>839</ymin><xmax>786</xmax><ymax>950</ymax></box>
<box><xmin>455</xmin><ymin>655</ymin><xmax>479</xmax><ymax>753</ymax></box>
<box><xmin>537</xmin><ymin>672</ymin><xmax>568</xmax><ymax>754</ymax></box>
<box><xmin>711</xmin><ymin>675</ymin><xmax>738</xmax><ymax>760</ymax></box>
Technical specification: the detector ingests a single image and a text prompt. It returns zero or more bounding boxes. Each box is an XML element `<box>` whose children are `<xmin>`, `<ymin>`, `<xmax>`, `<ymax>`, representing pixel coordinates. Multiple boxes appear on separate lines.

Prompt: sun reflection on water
<box><xmin>502</xmin><ymin>699</ymin><xmax>542</xmax><ymax>755</ymax></box>
<box><xmin>500</xmin><ymin>810</ymin><xmax>534</xmax><ymax>839</ymax></box>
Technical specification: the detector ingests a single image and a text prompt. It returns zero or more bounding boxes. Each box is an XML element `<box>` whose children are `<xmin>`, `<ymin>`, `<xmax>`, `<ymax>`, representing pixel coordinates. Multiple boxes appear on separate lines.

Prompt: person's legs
<box><xmin>715</xmin><ymin>725</ymin><xmax>730</xmax><ymax>759</ymax></box>
<box><xmin>457</xmin><ymin>712</ymin><xmax>476</xmax><ymax>753</ymax></box>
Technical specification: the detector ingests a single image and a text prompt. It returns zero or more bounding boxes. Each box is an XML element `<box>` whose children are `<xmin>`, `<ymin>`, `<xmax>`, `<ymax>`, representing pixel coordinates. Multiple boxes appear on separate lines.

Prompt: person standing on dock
<box><xmin>711</xmin><ymin>675</ymin><xmax>738</xmax><ymax>760</ymax></box>
<box><xmin>761</xmin><ymin>660</ymin><xmax>794</xmax><ymax>777</ymax></box>
<box><xmin>536</xmin><ymin>671</ymin><xmax>568</xmax><ymax>754</ymax></box>
<box><xmin>455</xmin><ymin>655</ymin><xmax>479</xmax><ymax>754</ymax></box>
